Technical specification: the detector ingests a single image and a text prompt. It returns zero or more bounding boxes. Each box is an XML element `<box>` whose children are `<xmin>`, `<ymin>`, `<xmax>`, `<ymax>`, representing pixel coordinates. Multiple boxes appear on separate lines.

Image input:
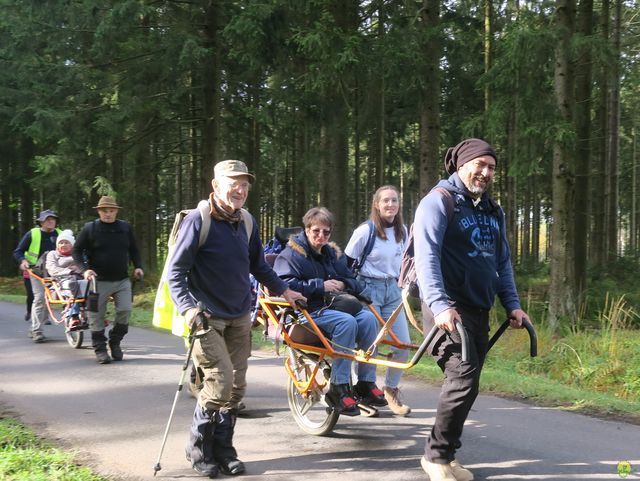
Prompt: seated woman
<box><xmin>45</xmin><ymin>230</ymin><xmax>86</xmax><ymax>324</ymax></box>
<box><xmin>273</xmin><ymin>207</ymin><xmax>387</xmax><ymax>416</ymax></box>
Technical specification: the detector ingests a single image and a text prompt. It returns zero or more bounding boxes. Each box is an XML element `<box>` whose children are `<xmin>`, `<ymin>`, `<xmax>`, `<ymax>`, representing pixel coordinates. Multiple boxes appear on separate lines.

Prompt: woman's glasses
<box><xmin>310</xmin><ymin>228</ymin><xmax>331</xmax><ymax>237</ymax></box>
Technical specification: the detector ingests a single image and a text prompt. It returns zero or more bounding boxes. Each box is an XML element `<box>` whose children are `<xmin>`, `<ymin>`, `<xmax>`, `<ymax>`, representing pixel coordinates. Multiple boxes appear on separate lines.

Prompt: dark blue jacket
<box><xmin>414</xmin><ymin>173</ymin><xmax>521</xmax><ymax>317</ymax></box>
<box><xmin>168</xmin><ymin>208</ymin><xmax>287</xmax><ymax>319</ymax></box>
<box><xmin>274</xmin><ymin>233</ymin><xmax>364</xmax><ymax>313</ymax></box>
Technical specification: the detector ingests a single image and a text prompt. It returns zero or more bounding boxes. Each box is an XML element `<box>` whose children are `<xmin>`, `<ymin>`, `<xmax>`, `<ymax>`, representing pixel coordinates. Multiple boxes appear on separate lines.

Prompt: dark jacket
<box><xmin>168</xmin><ymin>208</ymin><xmax>287</xmax><ymax>319</ymax></box>
<box><xmin>72</xmin><ymin>219</ymin><xmax>142</xmax><ymax>282</ymax></box>
<box><xmin>414</xmin><ymin>173</ymin><xmax>521</xmax><ymax>317</ymax></box>
<box><xmin>274</xmin><ymin>232</ymin><xmax>364</xmax><ymax>313</ymax></box>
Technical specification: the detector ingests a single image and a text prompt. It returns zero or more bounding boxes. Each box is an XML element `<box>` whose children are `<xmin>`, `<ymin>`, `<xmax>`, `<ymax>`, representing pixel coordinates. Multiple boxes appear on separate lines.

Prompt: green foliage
<box><xmin>0</xmin><ymin>417</ymin><xmax>110</xmax><ymax>481</ymax></box>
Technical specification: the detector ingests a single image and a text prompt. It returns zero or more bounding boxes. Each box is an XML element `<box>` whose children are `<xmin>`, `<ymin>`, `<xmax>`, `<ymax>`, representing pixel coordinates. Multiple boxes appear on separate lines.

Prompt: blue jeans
<box><xmin>312</xmin><ymin>308</ymin><xmax>378</xmax><ymax>385</ymax></box>
<box><xmin>359</xmin><ymin>276</ymin><xmax>410</xmax><ymax>388</ymax></box>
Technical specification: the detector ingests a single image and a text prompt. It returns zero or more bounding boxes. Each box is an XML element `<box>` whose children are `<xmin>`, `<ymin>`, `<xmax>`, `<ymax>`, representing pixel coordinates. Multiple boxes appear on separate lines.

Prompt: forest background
<box><xmin>1</xmin><ymin>0</ymin><xmax>639</xmax><ymax>331</ymax></box>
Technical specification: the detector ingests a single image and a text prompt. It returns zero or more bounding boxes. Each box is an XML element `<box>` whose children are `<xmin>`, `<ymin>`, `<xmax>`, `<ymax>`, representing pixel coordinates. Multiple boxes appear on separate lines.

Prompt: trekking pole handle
<box><xmin>408</xmin><ymin>320</ymin><xmax>469</xmax><ymax>367</ymax></box>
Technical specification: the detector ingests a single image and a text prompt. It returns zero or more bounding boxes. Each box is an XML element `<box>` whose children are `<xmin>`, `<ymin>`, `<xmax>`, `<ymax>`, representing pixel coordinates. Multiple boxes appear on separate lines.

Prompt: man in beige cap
<box><xmin>167</xmin><ymin>160</ymin><xmax>305</xmax><ymax>478</ymax></box>
<box><xmin>72</xmin><ymin>195</ymin><xmax>144</xmax><ymax>364</ymax></box>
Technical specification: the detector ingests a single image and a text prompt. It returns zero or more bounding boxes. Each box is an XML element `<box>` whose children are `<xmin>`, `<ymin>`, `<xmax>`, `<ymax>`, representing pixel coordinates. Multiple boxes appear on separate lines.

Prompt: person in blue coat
<box><xmin>414</xmin><ymin>138</ymin><xmax>531</xmax><ymax>481</ymax></box>
<box><xmin>274</xmin><ymin>206</ymin><xmax>387</xmax><ymax>417</ymax></box>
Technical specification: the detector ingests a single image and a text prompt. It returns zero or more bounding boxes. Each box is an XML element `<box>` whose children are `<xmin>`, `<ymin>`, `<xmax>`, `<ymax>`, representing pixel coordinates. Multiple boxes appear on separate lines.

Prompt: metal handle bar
<box><xmin>408</xmin><ymin>319</ymin><xmax>469</xmax><ymax>367</ymax></box>
<box><xmin>487</xmin><ymin>318</ymin><xmax>537</xmax><ymax>357</ymax></box>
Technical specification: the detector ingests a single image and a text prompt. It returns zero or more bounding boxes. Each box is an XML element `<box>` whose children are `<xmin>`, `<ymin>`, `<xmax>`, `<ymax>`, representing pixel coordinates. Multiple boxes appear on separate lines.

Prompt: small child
<box><xmin>45</xmin><ymin>230</ymin><xmax>87</xmax><ymax>325</ymax></box>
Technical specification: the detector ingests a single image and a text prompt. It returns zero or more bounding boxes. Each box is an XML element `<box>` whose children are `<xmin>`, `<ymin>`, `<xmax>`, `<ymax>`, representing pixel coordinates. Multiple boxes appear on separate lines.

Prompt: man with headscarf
<box><xmin>13</xmin><ymin>209</ymin><xmax>61</xmax><ymax>342</ymax></box>
<box><xmin>413</xmin><ymin>138</ymin><xmax>531</xmax><ymax>481</ymax></box>
<box><xmin>167</xmin><ymin>160</ymin><xmax>304</xmax><ymax>478</ymax></box>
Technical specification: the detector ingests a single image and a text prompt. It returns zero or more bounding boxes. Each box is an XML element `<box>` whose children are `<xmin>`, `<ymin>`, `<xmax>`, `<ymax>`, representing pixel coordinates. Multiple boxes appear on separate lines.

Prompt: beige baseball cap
<box><xmin>214</xmin><ymin>160</ymin><xmax>255</xmax><ymax>184</ymax></box>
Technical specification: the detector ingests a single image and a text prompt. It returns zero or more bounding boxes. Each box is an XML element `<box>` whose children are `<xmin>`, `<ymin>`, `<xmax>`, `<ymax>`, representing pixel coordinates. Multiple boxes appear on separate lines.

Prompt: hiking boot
<box><xmin>217</xmin><ymin>457</ymin><xmax>245</xmax><ymax>476</ymax></box>
<box><xmin>326</xmin><ymin>383</ymin><xmax>360</xmax><ymax>416</ymax></box>
<box><xmin>33</xmin><ymin>332</ymin><xmax>45</xmax><ymax>343</ymax></box>
<box><xmin>420</xmin><ymin>457</ymin><xmax>457</xmax><ymax>481</ymax></box>
<box><xmin>109</xmin><ymin>340</ymin><xmax>123</xmax><ymax>361</ymax></box>
<box><xmin>95</xmin><ymin>350</ymin><xmax>112</xmax><ymax>364</ymax></box>
<box><xmin>451</xmin><ymin>460</ymin><xmax>474</xmax><ymax>481</ymax></box>
<box><xmin>383</xmin><ymin>386</ymin><xmax>411</xmax><ymax>416</ymax></box>
<box><xmin>354</xmin><ymin>381</ymin><xmax>388</xmax><ymax>407</ymax></box>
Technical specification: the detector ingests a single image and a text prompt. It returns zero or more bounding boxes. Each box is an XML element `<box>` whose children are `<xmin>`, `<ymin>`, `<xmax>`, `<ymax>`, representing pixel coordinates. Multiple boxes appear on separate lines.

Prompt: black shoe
<box><xmin>354</xmin><ymin>381</ymin><xmax>388</xmax><ymax>407</ymax></box>
<box><xmin>95</xmin><ymin>350</ymin><xmax>112</xmax><ymax>364</ymax></box>
<box><xmin>24</xmin><ymin>312</ymin><xmax>31</xmax><ymax>321</ymax></box>
<box><xmin>327</xmin><ymin>383</ymin><xmax>360</xmax><ymax>416</ymax></box>
<box><xmin>109</xmin><ymin>341</ymin><xmax>123</xmax><ymax>361</ymax></box>
<box><xmin>217</xmin><ymin>457</ymin><xmax>245</xmax><ymax>476</ymax></box>
<box><xmin>186</xmin><ymin>451</ymin><xmax>219</xmax><ymax>478</ymax></box>
<box><xmin>44</xmin><ymin>319</ymin><xmax>52</xmax><ymax>325</ymax></box>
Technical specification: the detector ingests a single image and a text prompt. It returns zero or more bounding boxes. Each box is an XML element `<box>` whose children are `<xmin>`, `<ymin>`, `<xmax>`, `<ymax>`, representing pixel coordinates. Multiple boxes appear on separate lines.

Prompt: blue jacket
<box><xmin>414</xmin><ymin>173</ymin><xmax>521</xmax><ymax>317</ymax></box>
<box><xmin>168</xmin><ymin>209</ymin><xmax>287</xmax><ymax>319</ymax></box>
<box><xmin>274</xmin><ymin>233</ymin><xmax>364</xmax><ymax>313</ymax></box>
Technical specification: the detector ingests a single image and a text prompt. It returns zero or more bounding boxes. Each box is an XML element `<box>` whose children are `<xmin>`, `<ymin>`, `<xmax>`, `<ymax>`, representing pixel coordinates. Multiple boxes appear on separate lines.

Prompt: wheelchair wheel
<box><xmin>65</xmin><ymin>329</ymin><xmax>84</xmax><ymax>349</ymax></box>
<box><xmin>286</xmin><ymin>349</ymin><xmax>339</xmax><ymax>436</ymax></box>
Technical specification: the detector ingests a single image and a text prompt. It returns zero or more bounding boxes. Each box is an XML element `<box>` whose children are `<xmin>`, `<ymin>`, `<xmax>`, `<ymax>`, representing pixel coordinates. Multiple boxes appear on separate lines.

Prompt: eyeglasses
<box><xmin>310</xmin><ymin>228</ymin><xmax>331</xmax><ymax>237</ymax></box>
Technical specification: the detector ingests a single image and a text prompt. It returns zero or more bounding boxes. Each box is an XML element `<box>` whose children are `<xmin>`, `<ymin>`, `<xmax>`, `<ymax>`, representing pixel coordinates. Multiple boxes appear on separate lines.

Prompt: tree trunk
<box><xmin>201</xmin><ymin>0</ymin><xmax>222</xmax><ymax>197</ymax></box>
<box><xmin>549</xmin><ymin>0</ymin><xmax>578</xmax><ymax>329</ymax></box>
<box><xmin>573</xmin><ymin>0</ymin><xmax>593</xmax><ymax>292</ymax></box>
<box><xmin>418</xmin><ymin>0</ymin><xmax>441</xmax><ymax>195</ymax></box>
<box><xmin>592</xmin><ymin>0</ymin><xmax>609</xmax><ymax>267</ymax></box>
<box><xmin>606</xmin><ymin>0</ymin><xmax>621</xmax><ymax>261</ymax></box>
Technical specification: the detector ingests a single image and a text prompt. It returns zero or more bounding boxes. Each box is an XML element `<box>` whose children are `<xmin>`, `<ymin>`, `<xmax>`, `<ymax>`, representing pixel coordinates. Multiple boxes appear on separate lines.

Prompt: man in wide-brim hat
<box><xmin>72</xmin><ymin>195</ymin><xmax>144</xmax><ymax>364</ymax></box>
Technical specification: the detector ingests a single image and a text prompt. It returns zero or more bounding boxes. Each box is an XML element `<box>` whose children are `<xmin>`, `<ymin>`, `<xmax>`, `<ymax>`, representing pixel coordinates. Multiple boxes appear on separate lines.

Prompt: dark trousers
<box><xmin>423</xmin><ymin>304</ymin><xmax>489</xmax><ymax>464</ymax></box>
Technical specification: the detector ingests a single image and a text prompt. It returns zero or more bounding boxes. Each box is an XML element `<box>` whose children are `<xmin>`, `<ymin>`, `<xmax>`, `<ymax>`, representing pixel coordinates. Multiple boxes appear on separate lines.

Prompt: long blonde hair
<box><xmin>369</xmin><ymin>185</ymin><xmax>405</xmax><ymax>242</ymax></box>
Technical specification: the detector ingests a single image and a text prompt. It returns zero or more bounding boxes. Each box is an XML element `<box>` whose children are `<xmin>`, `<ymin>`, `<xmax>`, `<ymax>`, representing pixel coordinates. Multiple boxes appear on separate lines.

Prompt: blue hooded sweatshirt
<box><xmin>414</xmin><ymin>173</ymin><xmax>521</xmax><ymax>317</ymax></box>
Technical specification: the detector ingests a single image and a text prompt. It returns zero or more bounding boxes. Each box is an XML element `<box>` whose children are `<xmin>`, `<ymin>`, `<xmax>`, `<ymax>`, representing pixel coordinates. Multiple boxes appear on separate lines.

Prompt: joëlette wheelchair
<box><xmin>28</xmin><ymin>269</ymin><xmax>93</xmax><ymax>348</ymax></box>
<box><xmin>256</xmin><ymin>287</ymin><xmax>537</xmax><ymax>436</ymax></box>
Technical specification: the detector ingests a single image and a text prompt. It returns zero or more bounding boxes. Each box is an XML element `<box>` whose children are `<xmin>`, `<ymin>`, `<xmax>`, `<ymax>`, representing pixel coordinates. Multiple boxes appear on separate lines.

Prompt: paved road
<box><xmin>1</xmin><ymin>300</ymin><xmax>638</xmax><ymax>480</ymax></box>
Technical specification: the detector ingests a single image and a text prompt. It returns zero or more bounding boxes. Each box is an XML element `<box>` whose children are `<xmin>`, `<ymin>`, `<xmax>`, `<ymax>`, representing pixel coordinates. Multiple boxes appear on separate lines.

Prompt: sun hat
<box><xmin>36</xmin><ymin>209</ymin><xmax>59</xmax><ymax>225</ymax></box>
<box><xmin>214</xmin><ymin>160</ymin><xmax>255</xmax><ymax>184</ymax></box>
<box><xmin>93</xmin><ymin>196</ymin><xmax>122</xmax><ymax>209</ymax></box>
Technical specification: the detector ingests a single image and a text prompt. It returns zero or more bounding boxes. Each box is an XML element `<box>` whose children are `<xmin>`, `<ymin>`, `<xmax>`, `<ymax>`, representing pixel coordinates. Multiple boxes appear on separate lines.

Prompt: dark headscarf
<box><xmin>444</xmin><ymin>138</ymin><xmax>497</xmax><ymax>175</ymax></box>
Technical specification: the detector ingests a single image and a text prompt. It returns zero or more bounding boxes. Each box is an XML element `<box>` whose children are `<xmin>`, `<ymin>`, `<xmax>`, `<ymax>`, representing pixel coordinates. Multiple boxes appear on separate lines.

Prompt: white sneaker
<box><xmin>420</xmin><ymin>457</ymin><xmax>457</xmax><ymax>481</ymax></box>
<box><xmin>451</xmin><ymin>460</ymin><xmax>474</xmax><ymax>481</ymax></box>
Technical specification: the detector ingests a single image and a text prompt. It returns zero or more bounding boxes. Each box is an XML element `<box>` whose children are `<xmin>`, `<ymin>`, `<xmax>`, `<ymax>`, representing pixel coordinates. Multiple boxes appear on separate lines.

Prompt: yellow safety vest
<box><xmin>25</xmin><ymin>227</ymin><xmax>62</xmax><ymax>265</ymax></box>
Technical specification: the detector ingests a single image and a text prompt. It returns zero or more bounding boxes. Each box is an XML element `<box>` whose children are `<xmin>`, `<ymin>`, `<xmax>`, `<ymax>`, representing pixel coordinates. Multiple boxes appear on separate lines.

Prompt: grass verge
<box><xmin>0</xmin><ymin>416</ymin><xmax>110</xmax><ymax>481</ymax></box>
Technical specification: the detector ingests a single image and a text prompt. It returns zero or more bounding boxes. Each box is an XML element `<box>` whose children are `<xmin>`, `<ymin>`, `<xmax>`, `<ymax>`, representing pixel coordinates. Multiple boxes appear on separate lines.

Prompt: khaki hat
<box><xmin>93</xmin><ymin>196</ymin><xmax>122</xmax><ymax>209</ymax></box>
<box><xmin>214</xmin><ymin>160</ymin><xmax>255</xmax><ymax>184</ymax></box>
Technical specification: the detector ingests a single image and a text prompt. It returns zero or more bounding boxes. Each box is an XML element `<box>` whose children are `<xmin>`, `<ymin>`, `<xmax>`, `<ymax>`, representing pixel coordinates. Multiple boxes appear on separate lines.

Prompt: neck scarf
<box><xmin>209</xmin><ymin>192</ymin><xmax>242</xmax><ymax>223</ymax></box>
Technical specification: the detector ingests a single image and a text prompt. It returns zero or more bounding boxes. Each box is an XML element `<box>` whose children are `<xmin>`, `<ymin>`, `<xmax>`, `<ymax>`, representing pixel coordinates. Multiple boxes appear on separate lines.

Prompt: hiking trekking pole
<box><xmin>153</xmin><ymin>302</ymin><xmax>209</xmax><ymax>476</ymax></box>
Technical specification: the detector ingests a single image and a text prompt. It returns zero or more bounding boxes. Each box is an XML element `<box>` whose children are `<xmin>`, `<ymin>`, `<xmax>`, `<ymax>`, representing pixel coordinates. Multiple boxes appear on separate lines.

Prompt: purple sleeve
<box><xmin>413</xmin><ymin>192</ymin><xmax>451</xmax><ymax>317</ymax></box>
<box><xmin>495</xmin><ymin>209</ymin><xmax>521</xmax><ymax>314</ymax></box>
<box><xmin>13</xmin><ymin>231</ymin><xmax>32</xmax><ymax>263</ymax></box>
<box><xmin>249</xmin><ymin>218</ymin><xmax>287</xmax><ymax>295</ymax></box>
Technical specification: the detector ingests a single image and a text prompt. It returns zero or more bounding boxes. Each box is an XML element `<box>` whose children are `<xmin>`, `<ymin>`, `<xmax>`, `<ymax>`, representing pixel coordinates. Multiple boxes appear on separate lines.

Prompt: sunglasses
<box><xmin>310</xmin><ymin>228</ymin><xmax>331</xmax><ymax>237</ymax></box>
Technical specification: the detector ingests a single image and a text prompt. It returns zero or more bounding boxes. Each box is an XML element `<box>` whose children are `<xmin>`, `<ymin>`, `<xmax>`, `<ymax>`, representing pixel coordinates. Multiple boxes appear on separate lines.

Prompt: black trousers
<box><xmin>422</xmin><ymin>304</ymin><xmax>489</xmax><ymax>464</ymax></box>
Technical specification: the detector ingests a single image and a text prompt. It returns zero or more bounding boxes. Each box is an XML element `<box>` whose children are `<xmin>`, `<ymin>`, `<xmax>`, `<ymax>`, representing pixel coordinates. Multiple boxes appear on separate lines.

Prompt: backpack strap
<box><xmin>196</xmin><ymin>200</ymin><xmax>211</xmax><ymax>248</ymax></box>
<box><xmin>239</xmin><ymin>208</ymin><xmax>254</xmax><ymax>240</ymax></box>
<box><xmin>353</xmin><ymin>220</ymin><xmax>376</xmax><ymax>274</ymax></box>
<box><xmin>195</xmin><ymin>201</ymin><xmax>253</xmax><ymax>248</ymax></box>
<box><xmin>431</xmin><ymin>187</ymin><xmax>455</xmax><ymax>224</ymax></box>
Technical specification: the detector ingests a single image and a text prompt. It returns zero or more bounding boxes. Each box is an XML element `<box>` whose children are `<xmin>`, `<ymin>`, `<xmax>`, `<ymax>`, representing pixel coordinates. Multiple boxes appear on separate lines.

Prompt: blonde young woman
<box><xmin>345</xmin><ymin>185</ymin><xmax>411</xmax><ymax>416</ymax></box>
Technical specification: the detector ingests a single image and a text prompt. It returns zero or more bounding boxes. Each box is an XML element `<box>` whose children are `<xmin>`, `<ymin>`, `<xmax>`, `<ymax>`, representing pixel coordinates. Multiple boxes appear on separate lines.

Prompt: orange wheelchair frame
<box><xmin>28</xmin><ymin>270</ymin><xmax>92</xmax><ymax>348</ymax></box>
<box><xmin>257</xmin><ymin>289</ymin><xmax>537</xmax><ymax>436</ymax></box>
